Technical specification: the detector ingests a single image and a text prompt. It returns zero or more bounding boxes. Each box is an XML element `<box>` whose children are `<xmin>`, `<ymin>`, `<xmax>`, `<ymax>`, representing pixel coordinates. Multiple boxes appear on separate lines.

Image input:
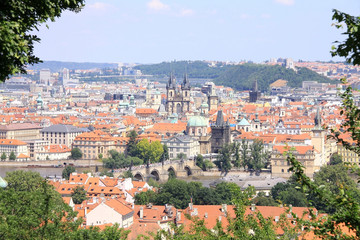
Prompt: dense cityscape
<box><xmin>0</xmin><ymin>57</ymin><xmax>359</xmax><ymax>238</ymax></box>
<box><xmin>2</xmin><ymin>0</ymin><xmax>360</xmax><ymax>239</ymax></box>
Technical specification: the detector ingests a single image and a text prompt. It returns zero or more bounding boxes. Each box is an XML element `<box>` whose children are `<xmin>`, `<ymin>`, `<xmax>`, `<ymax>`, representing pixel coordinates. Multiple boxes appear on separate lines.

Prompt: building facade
<box><xmin>210</xmin><ymin>110</ymin><xmax>231</xmax><ymax>153</ymax></box>
<box><xmin>162</xmin><ymin>135</ymin><xmax>200</xmax><ymax>160</ymax></box>
<box><xmin>0</xmin><ymin>139</ymin><xmax>29</xmax><ymax>160</ymax></box>
<box><xmin>166</xmin><ymin>73</ymin><xmax>191</xmax><ymax>115</ymax></box>
<box><xmin>41</xmin><ymin>124</ymin><xmax>85</xmax><ymax>147</ymax></box>
<box><xmin>0</xmin><ymin>123</ymin><xmax>42</xmax><ymax>140</ymax></box>
<box><xmin>72</xmin><ymin>130</ymin><xmax>116</xmax><ymax>160</ymax></box>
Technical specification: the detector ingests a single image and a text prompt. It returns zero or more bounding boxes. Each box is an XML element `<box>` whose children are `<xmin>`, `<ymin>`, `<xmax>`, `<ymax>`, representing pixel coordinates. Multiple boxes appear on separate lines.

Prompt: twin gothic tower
<box><xmin>166</xmin><ymin>73</ymin><xmax>191</xmax><ymax>115</ymax></box>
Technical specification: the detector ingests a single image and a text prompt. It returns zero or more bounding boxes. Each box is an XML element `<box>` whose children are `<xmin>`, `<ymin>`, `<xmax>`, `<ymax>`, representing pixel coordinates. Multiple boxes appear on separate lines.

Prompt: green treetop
<box><xmin>0</xmin><ymin>0</ymin><xmax>85</xmax><ymax>81</ymax></box>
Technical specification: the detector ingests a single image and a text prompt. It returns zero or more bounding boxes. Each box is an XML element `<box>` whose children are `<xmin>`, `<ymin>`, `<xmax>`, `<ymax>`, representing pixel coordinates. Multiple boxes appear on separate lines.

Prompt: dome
<box><xmin>187</xmin><ymin>116</ymin><xmax>208</xmax><ymax>127</ymax></box>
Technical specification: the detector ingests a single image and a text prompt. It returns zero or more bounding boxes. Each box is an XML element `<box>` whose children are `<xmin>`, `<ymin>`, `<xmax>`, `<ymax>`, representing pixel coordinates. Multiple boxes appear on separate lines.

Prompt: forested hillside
<box><xmin>134</xmin><ymin>61</ymin><xmax>334</xmax><ymax>91</ymax></box>
<box><xmin>134</xmin><ymin>60</ymin><xmax>231</xmax><ymax>79</ymax></box>
<box><xmin>214</xmin><ymin>64</ymin><xmax>334</xmax><ymax>91</ymax></box>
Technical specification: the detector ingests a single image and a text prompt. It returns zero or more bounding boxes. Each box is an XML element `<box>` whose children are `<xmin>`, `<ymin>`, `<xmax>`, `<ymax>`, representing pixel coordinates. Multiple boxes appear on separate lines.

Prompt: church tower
<box><xmin>166</xmin><ymin>73</ymin><xmax>176</xmax><ymax>114</ymax></box>
<box><xmin>181</xmin><ymin>73</ymin><xmax>191</xmax><ymax>112</ymax></box>
<box><xmin>166</xmin><ymin>73</ymin><xmax>191</xmax><ymax>115</ymax></box>
<box><xmin>249</xmin><ymin>79</ymin><xmax>261</xmax><ymax>103</ymax></box>
<box><xmin>208</xmin><ymin>83</ymin><xmax>218</xmax><ymax>111</ymax></box>
<box><xmin>311</xmin><ymin>107</ymin><xmax>326</xmax><ymax>163</ymax></box>
<box><xmin>210</xmin><ymin>110</ymin><xmax>231</xmax><ymax>153</ymax></box>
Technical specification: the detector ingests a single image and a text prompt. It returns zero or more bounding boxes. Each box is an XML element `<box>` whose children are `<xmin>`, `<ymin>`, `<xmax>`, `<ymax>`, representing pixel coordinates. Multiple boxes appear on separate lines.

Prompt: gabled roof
<box><xmin>0</xmin><ymin>139</ymin><xmax>27</xmax><ymax>146</ymax></box>
<box><xmin>104</xmin><ymin>198</ymin><xmax>134</xmax><ymax>216</ymax></box>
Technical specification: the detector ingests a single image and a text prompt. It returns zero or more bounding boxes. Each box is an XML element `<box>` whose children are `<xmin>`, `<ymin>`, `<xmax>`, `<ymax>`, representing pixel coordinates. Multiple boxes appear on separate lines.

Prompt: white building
<box><xmin>86</xmin><ymin>198</ymin><xmax>134</xmax><ymax>228</ymax></box>
<box><xmin>162</xmin><ymin>135</ymin><xmax>200</xmax><ymax>160</ymax></box>
<box><xmin>0</xmin><ymin>139</ymin><xmax>29</xmax><ymax>160</ymax></box>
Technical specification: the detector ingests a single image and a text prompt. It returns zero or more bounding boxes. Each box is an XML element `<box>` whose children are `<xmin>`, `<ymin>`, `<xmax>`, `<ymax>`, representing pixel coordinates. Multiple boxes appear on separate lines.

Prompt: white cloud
<box><xmin>147</xmin><ymin>0</ymin><xmax>170</xmax><ymax>11</ymax></box>
<box><xmin>275</xmin><ymin>0</ymin><xmax>295</xmax><ymax>6</ymax></box>
<box><xmin>179</xmin><ymin>8</ymin><xmax>194</xmax><ymax>17</ymax></box>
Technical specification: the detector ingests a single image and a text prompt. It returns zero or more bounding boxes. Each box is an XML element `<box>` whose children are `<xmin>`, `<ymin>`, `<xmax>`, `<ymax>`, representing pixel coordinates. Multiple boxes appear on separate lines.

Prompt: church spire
<box><xmin>215</xmin><ymin>110</ymin><xmax>225</xmax><ymax>126</ymax></box>
<box><xmin>167</xmin><ymin>72</ymin><xmax>176</xmax><ymax>89</ymax></box>
<box><xmin>253</xmin><ymin>79</ymin><xmax>258</xmax><ymax>92</ymax></box>
<box><xmin>182</xmin><ymin>73</ymin><xmax>190</xmax><ymax>89</ymax></box>
<box><xmin>314</xmin><ymin>107</ymin><xmax>322</xmax><ymax>129</ymax></box>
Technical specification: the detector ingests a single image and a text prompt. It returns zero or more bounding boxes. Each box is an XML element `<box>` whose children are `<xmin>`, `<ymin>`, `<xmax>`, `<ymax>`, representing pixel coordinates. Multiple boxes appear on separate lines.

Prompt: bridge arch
<box><xmin>184</xmin><ymin>165</ymin><xmax>192</xmax><ymax>176</ymax></box>
<box><xmin>168</xmin><ymin>166</ymin><xmax>177</xmax><ymax>179</ymax></box>
<box><xmin>134</xmin><ymin>172</ymin><xmax>145</xmax><ymax>181</ymax></box>
<box><xmin>150</xmin><ymin>169</ymin><xmax>160</xmax><ymax>181</ymax></box>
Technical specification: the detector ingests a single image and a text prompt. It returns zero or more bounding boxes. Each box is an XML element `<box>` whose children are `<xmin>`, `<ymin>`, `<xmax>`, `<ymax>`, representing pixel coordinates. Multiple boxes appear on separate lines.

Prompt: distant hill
<box><xmin>214</xmin><ymin>63</ymin><xmax>334</xmax><ymax>91</ymax></box>
<box><xmin>134</xmin><ymin>61</ymin><xmax>334</xmax><ymax>91</ymax></box>
<box><xmin>134</xmin><ymin>61</ymin><xmax>232</xmax><ymax>79</ymax></box>
<box><xmin>26</xmin><ymin>61</ymin><xmax>118</xmax><ymax>72</ymax></box>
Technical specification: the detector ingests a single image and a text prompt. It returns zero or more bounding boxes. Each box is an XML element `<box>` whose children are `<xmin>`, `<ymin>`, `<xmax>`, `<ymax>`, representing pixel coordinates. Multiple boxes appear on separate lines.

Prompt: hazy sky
<box><xmin>33</xmin><ymin>0</ymin><xmax>360</xmax><ymax>64</ymax></box>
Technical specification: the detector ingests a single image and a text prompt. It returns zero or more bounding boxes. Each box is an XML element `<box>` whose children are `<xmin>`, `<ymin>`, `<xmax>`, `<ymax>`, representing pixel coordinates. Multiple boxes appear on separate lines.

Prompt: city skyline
<box><xmin>33</xmin><ymin>0</ymin><xmax>360</xmax><ymax>64</ymax></box>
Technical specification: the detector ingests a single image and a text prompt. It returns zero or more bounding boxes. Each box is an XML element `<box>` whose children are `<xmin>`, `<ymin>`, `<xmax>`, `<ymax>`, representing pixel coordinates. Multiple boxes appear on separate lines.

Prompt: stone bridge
<box><xmin>116</xmin><ymin>159</ymin><xmax>203</xmax><ymax>182</ymax></box>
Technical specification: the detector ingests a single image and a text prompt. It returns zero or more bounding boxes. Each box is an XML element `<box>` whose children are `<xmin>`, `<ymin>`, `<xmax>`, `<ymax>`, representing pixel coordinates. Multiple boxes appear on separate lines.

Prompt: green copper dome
<box><xmin>187</xmin><ymin>116</ymin><xmax>208</xmax><ymax>127</ymax></box>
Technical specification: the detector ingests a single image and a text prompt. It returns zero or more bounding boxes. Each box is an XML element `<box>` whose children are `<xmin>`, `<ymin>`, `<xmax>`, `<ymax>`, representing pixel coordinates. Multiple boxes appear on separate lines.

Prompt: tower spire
<box><xmin>314</xmin><ymin>107</ymin><xmax>322</xmax><ymax>128</ymax></box>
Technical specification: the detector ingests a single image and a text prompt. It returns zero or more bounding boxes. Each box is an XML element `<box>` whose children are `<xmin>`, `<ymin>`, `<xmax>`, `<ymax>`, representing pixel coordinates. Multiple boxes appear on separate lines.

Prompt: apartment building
<box><xmin>41</xmin><ymin>124</ymin><xmax>86</xmax><ymax>147</ymax></box>
<box><xmin>271</xmin><ymin>145</ymin><xmax>315</xmax><ymax>178</ymax></box>
<box><xmin>72</xmin><ymin>130</ymin><xmax>116</xmax><ymax>160</ymax></box>
<box><xmin>0</xmin><ymin>139</ymin><xmax>29</xmax><ymax>160</ymax></box>
<box><xmin>0</xmin><ymin>123</ymin><xmax>42</xmax><ymax>140</ymax></box>
<box><xmin>162</xmin><ymin>135</ymin><xmax>200</xmax><ymax>160</ymax></box>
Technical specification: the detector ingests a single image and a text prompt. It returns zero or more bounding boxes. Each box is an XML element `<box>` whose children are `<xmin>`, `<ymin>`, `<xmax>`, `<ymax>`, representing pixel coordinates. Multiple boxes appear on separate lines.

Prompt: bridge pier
<box><xmin>126</xmin><ymin>159</ymin><xmax>203</xmax><ymax>182</ymax></box>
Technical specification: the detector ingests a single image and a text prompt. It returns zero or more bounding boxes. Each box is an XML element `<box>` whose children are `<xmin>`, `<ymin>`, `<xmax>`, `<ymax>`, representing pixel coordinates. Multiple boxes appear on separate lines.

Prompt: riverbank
<box><xmin>0</xmin><ymin>159</ymin><xmax>103</xmax><ymax>167</ymax></box>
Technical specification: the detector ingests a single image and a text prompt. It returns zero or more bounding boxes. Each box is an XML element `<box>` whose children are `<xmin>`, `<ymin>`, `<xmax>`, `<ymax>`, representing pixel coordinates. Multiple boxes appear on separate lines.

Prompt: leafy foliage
<box><xmin>134</xmin><ymin>60</ymin><xmax>332</xmax><ymax>91</ymax></box>
<box><xmin>135</xmin><ymin>179</ymin><xmax>239</xmax><ymax>209</ymax></box>
<box><xmin>0</xmin><ymin>0</ymin><xmax>85</xmax><ymax>81</ymax></box>
<box><xmin>102</xmin><ymin>150</ymin><xmax>143</xmax><ymax>170</ymax></box>
<box><xmin>0</xmin><ymin>171</ymin><xmax>79</xmax><ymax>239</ymax></box>
<box><xmin>136</xmin><ymin>139</ymin><xmax>164</xmax><ymax>166</ymax></box>
<box><xmin>9</xmin><ymin>151</ymin><xmax>16</xmax><ymax>161</ymax></box>
<box><xmin>71</xmin><ymin>186</ymin><xmax>88</xmax><ymax>204</ymax></box>
<box><xmin>71</xmin><ymin>147</ymin><xmax>82</xmax><ymax>160</ymax></box>
<box><xmin>1</xmin><ymin>152</ymin><xmax>6</xmax><ymax>161</ymax></box>
<box><xmin>248</xmin><ymin>139</ymin><xmax>269</xmax><ymax>171</ymax></box>
<box><xmin>329</xmin><ymin>153</ymin><xmax>342</xmax><ymax>165</ymax></box>
<box><xmin>331</xmin><ymin>9</ymin><xmax>360</xmax><ymax>65</ymax></box>
<box><xmin>251</xmin><ymin>192</ymin><xmax>277</xmax><ymax>206</ymax></box>
<box><xmin>0</xmin><ymin>170</ymin><xmax>130</xmax><ymax>239</ymax></box>
<box><xmin>62</xmin><ymin>165</ymin><xmax>76</xmax><ymax>180</ymax></box>
<box><xmin>215</xmin><ymin>63</ymin><xmax>333</xmax><ymax>91</ymax></box>
<box><xmin>126</xmin><ymin>130</ymin><xmax>138</xmax><ymax>157</ymax></box>
<box><xmin>154</xmin><ymin>186</ymin><xmax>285</xmax><ymax>240</ymax></box>
<box><xmin>214</xmin><ymin>144</ymin><xmax>232</xmax><ymax>173</ymax></box>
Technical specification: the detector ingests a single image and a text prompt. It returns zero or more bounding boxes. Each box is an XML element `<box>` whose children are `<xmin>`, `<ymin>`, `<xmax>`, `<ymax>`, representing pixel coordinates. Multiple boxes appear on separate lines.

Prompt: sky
<box><xmin>33</xmin><ymin>0</ymin><xmax>360</xmax><ymax>64</ymax></box>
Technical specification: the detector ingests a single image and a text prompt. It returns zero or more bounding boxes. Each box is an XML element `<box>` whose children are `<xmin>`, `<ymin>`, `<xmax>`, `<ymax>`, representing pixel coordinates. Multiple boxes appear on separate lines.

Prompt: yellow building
<box><xmin>73</xmin><ymin>130</ymin><xmax>116</xmax><ymax>160</ymax></box>
<box><xmin>0</xmin><ymin>123</ymin><xmax>42</xmax><ymax>140</ymax></box>
<box><xmin>271</xmin><ymin>145</ymin><xmax>315</xmax><ymax>178</ymax></box>
<box><xmin>337</xmin><ymin>144</ymin><xmax>360</xmax><ymax>165</ymax></box>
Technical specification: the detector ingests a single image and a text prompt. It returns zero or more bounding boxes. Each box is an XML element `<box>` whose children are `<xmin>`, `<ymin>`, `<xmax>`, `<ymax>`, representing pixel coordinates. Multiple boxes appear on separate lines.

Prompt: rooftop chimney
<box><xmin>140</xmin><ymin>207</ymin><xmax>144</xmax><ymax>219</ymax></box>
<box><xmin>176</xmin><ymin>210</ymin><xmax>181</xmax><ymax>222</ymax></box>
<box><xmin>251</xmin><ymin>204</ymin><xmax>255</xmax><ymax>211</ymax></box>
<box><xmin>189</xmin><ymin>203</ymin><xmax>193</xmax><ymax>210</ymax></box>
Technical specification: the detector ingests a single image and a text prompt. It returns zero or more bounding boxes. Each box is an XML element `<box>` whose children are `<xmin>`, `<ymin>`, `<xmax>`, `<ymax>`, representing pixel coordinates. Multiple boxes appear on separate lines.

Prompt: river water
<box><xmin>0</xmin><ymin>166</ymin><xmax>222</xmax><ymax>187</ymax></box>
